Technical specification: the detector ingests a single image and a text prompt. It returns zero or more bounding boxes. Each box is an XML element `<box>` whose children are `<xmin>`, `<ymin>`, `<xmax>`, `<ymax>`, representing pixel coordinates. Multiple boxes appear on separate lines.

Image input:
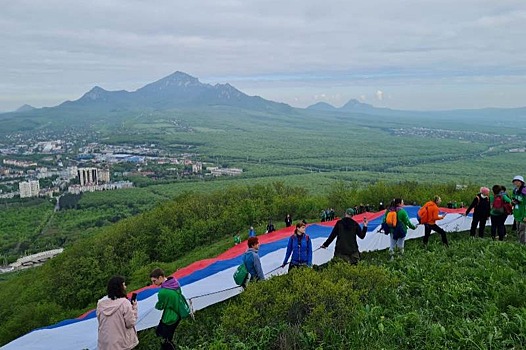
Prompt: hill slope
<box><xmin>136</xmin><ymin>232</ymin><xmax>526</xmax><ymax>349</ymax></box>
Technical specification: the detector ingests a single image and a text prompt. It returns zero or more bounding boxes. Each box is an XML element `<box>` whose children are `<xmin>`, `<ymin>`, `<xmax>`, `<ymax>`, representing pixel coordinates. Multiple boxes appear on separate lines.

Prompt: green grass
<box><xmin>134</xmin><ymin>230</ymin><xmax>526</xmax><ymax>350</ymax></box>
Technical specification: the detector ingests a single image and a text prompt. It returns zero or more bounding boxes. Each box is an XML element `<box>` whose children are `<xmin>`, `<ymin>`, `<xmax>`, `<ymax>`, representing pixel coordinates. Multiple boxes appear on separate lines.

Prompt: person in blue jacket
<box><xmin>281</xmin><ymin>221</ymin><xmax>313</xmax><ymax>271</ymax></box>
<box><xmin>243</xmin><ymin>237</ymin><xmax>265</xmax><ymax>284</ymax></box>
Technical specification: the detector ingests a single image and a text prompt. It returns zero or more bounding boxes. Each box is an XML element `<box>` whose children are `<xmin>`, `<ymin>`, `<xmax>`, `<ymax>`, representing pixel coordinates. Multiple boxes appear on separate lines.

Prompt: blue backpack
<box><xmin>381</xmin><ymin>209</ymin><xmax>406</xmax><ymax>240</ymax></box>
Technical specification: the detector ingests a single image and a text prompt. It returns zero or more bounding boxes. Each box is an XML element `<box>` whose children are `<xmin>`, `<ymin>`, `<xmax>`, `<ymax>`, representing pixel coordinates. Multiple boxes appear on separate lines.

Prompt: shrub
<box><xmin>220</xmin><ymin>263</ymin><xmax>397</xmax><ymax>349</ymax></box>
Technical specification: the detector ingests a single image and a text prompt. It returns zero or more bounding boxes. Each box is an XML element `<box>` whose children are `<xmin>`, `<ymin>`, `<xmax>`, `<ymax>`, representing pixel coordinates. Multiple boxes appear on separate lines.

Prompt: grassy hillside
<box><xmin>0</xmin><ymin>181</ymin><xmax>484</xmax><ymax>345</ymax></box>
<box><xmin>136</xmin><ymin>232</ymin><xmax>526</xmax><ymax>350</ymax></box>
<box><xmin>0</xmin><ymin>171</ymin><xmax>486</xmax><ymax>259</ymax></box>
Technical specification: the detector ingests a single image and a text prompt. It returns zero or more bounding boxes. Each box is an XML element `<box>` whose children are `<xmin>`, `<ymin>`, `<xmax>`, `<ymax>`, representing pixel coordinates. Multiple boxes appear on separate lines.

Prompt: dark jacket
<box><xmin>465</xmin><ymin>194</ymin><xmax>490</xmax><ymax>218</ymax></box>
<box><xmin>322</xmin><ymin>217</ymin><xmax>366</xmax><ymax>257</ymax></box>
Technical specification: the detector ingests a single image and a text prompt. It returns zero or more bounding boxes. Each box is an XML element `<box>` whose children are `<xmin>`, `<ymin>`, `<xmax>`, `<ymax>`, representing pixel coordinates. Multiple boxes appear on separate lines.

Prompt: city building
<box><xmin>68</xmin><ymin>181</ymin><xmax>133</xmax><ymax>194</ymax></box>
<box><xmin>209</xmin><ymin>167</ymin><xmax>243</xmax><ymax>176</ymax></box>
<box><xmin>98</xmin><ymin>168</ymin><xmax>110</xmax><ymax>183</ymax></box>
<box><xmin>192</xmin><ymin>162</ymin><xmax>203</xmax><ymax>173</ymax></box>
<box><xmin>77</xmin><ymin>167</ymin><xmax>110</xmax><ymax>186</ymax></box>
<box><xmin>19</xmin><ymin>180</ymin><xmax>40</xmax><ymax>198</ymax></box>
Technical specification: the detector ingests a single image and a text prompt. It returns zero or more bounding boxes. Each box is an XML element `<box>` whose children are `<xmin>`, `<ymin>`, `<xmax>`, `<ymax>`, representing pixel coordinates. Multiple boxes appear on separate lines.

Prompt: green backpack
<box><xmin>175</xmin><ymin>288</ymin><xmax>192</xmax><ymax>319</ymax></box>
<box><xmin>233</xmin><ymin>254</ymin><xmax>249</xmax><ymax>286</ymax></box>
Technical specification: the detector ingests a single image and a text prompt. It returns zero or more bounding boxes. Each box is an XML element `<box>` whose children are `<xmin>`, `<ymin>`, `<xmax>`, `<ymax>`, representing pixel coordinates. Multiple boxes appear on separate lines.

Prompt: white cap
<box><xmin>512</xmin><ymin>175</ymin><xmax>524</xmax><ymax>183</ymax></box>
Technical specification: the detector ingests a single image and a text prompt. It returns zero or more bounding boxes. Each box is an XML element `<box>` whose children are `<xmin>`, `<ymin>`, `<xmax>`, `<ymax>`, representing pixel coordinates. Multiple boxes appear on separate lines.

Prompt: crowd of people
<box><xmin>320</xmin><ymin>208</ymin><xmax>335</xmax><ymax>222</ymax></box>
<box><xmin>96</xmin><ymin>175</ymin><xmax>526</xmax><ymax>349</ymax></box>
<box><xmin>461</xmin><ymin>176</ymin><xmax>526</xmax><ymax>243</ymax></box>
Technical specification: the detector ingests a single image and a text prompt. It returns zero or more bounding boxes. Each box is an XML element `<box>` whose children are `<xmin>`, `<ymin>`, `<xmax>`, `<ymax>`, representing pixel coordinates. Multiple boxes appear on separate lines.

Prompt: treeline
<box><xmin>0</xmin><ymin>181</ymin><xmax>479</xmax><ymax>345</ymax></box>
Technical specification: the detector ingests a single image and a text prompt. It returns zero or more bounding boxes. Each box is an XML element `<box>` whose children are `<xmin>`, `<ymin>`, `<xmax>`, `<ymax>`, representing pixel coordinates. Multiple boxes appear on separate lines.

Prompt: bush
<box><xmin>220</xmin><ymin>264</ymin><xmax>397</xmax><ymax>349</ymax></box>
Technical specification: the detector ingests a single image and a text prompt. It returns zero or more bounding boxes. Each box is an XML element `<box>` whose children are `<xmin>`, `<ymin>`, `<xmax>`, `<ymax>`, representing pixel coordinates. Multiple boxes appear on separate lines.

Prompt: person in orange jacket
<box><xmin>422</xmin><ymin>195</ymin><xmax>449</xmax><ymax>247</ymax></box>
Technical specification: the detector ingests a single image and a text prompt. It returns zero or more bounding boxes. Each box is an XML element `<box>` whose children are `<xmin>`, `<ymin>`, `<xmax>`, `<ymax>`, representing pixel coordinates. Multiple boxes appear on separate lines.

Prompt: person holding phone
<box><xmin>97</xmin><ymin>275</ymin><xmax>138</xmax><ymax>350</ymax></box>
<box><xmin>321</xmin><ymin>208</ymin><xmax>368</xmax><ymax>265</ymax></box>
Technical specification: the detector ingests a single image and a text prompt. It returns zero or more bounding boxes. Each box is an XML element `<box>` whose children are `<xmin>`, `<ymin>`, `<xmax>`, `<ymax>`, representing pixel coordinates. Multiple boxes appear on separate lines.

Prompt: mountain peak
<box><xmin>306</xmin><ymin>102</ymin><xmax>337</xmax><ymax>111</ymax></box>
<box><xmin>214</xmin><ymin>82</ymin><xmax>240</xmax><ymax>92</ymax></box>
<box><xmin>137</xmin><ymin>71</ymin><xmax>205</xmax><ymax>94</ymax></box>
<box><xmin>15</xmin><ymin>104</ymin><xmax>36</xmax><ymax>112</ymax></box>
<box><xmin>80</xmin><ymin>86</ymin><xmax>110</xmax><ymax>101</ymax></box>
<box><xmin>89</xmin><ymin>86</ymin><xmax>107</xmax><ymax>92</ymax></box>
<box><xmin>148</xmin><ymin>71</ymin><xmax>201</xmax><ymax>90</ymax></box>
<box><xmin>57</xmin><ymin>71</ymin><xmax>291</xmax><ymax>112</ymax></box>
<box><xmin>342</xmin><ymin>99</ymin><xmax>372</xmax><ymax>109</ymax></box>
<box><xmin>166</xmin><ymin>71</ymin><xmax>197</xmax><ymax>81</ymax></box>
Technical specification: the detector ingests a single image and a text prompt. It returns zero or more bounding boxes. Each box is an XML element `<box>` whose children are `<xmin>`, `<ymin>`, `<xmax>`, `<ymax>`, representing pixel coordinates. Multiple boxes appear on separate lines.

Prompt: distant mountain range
<box><xmin>306</xmin><ymin>98</ymin><xmax>526</xmax><ymax>120</ymax></box>
<box><xmin>4</xmin><ymin>71</ymin><xmax>526</xmax><ymax>122</ymax></box>
<box><xmin>55</xmin><ymin>71</ymin><xmax>292</xmax><ymax>113</ymax></box>
<box><xmin>306</xmin><ymin>99</ymin><xmax>391</xmax><ymax>114</ymax></box>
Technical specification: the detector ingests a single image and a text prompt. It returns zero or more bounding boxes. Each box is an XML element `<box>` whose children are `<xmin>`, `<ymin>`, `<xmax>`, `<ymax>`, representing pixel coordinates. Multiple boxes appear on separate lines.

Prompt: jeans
<box><xmin>288</xmin><ymin>263</ymin><xmax>308</xmax><ymax>272</ymax></box>
<box><xmin>156</xmin><ymin>319</ymin><xmax>180</xmax><ymax>350</ymax></box>
<box><xmin>389</xmin><ymin>233</ymin><xmax>405</xmax><ymax>255</ymax></box>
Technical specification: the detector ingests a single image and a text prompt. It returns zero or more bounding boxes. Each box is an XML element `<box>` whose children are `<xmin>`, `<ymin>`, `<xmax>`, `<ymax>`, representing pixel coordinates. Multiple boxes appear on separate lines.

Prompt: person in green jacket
<box><xmin>383</xmin><ymin>198</ymin><xmax>418</xmax><ymax>260</ymax></box>
<box><xmin>150</xmin><ymin>268</ymin><xmax>184</xmax><ymax>350</ymax></box>
<box><xmin>511</xmin><ymin>175</ymin><xmax>526</xmax><ymax>244</ymax></box>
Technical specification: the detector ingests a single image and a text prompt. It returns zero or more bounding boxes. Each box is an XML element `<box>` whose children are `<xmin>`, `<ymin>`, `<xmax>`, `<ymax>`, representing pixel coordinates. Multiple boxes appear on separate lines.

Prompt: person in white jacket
<box><xmin>97</xmin><ymin>276</ymin><xmax>138</xmax><ymax>350</ymax></box>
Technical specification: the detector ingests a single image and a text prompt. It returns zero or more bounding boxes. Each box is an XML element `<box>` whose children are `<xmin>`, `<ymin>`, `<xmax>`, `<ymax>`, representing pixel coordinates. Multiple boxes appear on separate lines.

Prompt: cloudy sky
<box><xmin>1</xmin><ymin>0</ymin><xmax>525</xmax><ymax>112</ymax></box>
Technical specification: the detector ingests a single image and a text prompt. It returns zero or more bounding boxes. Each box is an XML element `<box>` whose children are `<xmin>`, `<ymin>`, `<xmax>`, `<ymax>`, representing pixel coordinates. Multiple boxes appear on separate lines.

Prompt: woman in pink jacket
<box><xmin>97</xmin><ymin>276</ymin><xmax>139</xmax><ymax>350</ymax></box>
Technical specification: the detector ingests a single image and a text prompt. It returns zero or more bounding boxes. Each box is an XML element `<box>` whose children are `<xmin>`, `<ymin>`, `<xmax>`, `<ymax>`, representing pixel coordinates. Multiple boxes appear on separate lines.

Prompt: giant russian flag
<box><xmin>2</xmin><ymin>207</ymin><xmax>512</xmax><ymax>350</ymax></box>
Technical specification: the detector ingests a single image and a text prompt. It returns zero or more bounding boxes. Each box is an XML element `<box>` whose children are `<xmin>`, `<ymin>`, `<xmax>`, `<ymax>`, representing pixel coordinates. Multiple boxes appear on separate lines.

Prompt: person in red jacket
<box><xmin>422</xmin><ymin>196</ymin><xmax>449</xmax><ymax>247</ymax></box>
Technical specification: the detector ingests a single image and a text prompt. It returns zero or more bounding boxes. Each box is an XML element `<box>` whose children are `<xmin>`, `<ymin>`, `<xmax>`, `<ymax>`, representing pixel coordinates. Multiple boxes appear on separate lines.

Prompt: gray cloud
<box><xmin>1</xmin><ymin>0</ymin><xmax>526</xmax><ymax>111</ymax></box>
